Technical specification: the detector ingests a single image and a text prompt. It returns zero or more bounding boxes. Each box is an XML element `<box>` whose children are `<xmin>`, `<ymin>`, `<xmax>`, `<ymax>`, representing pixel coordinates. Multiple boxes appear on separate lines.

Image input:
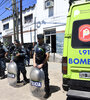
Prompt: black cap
<box><xmin>37</xmin><ymin>34</ymin><xmax>44</xmax><ymax>39</ymax></box>
<box><xmin>14</xmin><ymin>40</ymin><xmax>20</xmax><ymax>44</ymax></box>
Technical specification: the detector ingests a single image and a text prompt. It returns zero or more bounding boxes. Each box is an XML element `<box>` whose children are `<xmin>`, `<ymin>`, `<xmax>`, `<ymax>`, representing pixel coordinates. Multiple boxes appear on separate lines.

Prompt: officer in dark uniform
<box><xmin>25</xmin><ymin>45</ymin><xmax>31</xmax><ymax>66</ymax></box>
<box><xmin>11</xmin><ymin>40</ymin><xmax>28</xmax><ymax>84</ymax></box>
<box><xmin>33</xmin><ymin>34</ymin><xmax>51</xmax><ymax>98</ymax></box>
<box><xmin>0</xmin><ymin>41</ymin><xmax>8</xmax><ymax>79</ymax></box>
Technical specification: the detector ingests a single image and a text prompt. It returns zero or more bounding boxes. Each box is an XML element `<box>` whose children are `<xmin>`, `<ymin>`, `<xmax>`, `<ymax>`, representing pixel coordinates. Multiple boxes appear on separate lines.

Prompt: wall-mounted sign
<box><xmin>79</xmin><ymin>24</ymin><xmax>90</xmax><ymax>42</ymax></box>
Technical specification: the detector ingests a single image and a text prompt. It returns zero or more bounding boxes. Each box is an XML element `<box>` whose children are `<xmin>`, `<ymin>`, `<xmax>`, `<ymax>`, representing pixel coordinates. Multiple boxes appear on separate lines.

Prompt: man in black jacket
<box><xmin>11</xmin><ymin>40</ymin><xmax>28</xmax><ymax>84</ymax></box>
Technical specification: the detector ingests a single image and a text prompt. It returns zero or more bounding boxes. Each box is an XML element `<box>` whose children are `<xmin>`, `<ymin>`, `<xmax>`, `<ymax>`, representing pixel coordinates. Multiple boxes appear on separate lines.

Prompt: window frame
<box><xmin>71</xmin><ymin>19</ymin><xmax>90</xmax><ymax>48</ymax></box>
<box><xmin>48</xmin><ymin>7</ymin><xmax>54</xmax><ymax>17</ymax></box>
<box><xmin>24</xmin><ymin>14</ymin><xmax>33</xmax><ymax>24</ymax></box>
<box><xmin>3</xmin><ymin>23</ymin><xmax>9</xmax><ymax>30</ymax></box>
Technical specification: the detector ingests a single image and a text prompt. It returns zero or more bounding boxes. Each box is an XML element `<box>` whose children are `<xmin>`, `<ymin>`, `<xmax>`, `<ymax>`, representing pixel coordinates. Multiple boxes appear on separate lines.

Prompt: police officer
<box><xmin>11</xmin><ymin>40</ymin><xmax>28</xmax><ymax>84</ymax></box>
<box><xmin>25</xmin><ymin>45</ymin><xmax>31</xmax><ymax>66</ymax></box>
<box><xmin>0</xmin><ymin>41</ymin><xmax>8</xmax><ymax>79</ymax></box>
<box><xmin>33</xmin><ymin>34</ymin><xmax>51</xmax><ymax>98</ymax></box>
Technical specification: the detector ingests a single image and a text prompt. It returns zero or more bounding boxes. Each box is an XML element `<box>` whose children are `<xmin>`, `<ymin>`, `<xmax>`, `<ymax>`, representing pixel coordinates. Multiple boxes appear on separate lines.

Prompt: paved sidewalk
<box><xmin>0</xmin><ymin>59</ymin><xmax>67</xmax><ymax>100</ymax></box>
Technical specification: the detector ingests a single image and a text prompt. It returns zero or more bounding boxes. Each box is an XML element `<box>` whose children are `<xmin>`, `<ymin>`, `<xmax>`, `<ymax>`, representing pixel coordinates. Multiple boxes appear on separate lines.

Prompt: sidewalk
<box><xmin>0</xmin><ymin>59</ymin><xmax>67</xmax><ymax>100</ymax></box>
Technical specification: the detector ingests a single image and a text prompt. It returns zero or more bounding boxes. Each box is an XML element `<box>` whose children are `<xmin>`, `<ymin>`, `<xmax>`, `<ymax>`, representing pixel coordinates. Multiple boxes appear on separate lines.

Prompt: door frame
<box><xmin>44</xmin><ymin>33</ymin><xmax>56</xmax><ymax>52</ymax></box>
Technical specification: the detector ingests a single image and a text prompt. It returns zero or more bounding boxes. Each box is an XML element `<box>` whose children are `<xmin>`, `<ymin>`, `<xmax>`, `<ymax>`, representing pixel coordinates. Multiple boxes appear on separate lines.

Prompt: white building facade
<box><xmin>1</xmin><ymin>0</ymin><xmax>69</xmax><ymax>56</ymax></box>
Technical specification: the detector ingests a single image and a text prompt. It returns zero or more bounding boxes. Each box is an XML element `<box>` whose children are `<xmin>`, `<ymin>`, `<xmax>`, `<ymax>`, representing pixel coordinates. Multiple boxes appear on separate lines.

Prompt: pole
<box><xmin>20</xmin><ymin>0</ymin><xmax>23</xmax><ymax>44</ymax></box>
<box><xmin>34</xmin><ymin>17</ymin><xmax>36</xmax><ymax>43</ymax></box>
<box><xmin>12</xmin><ymin>0</ymin><xmax>16</xmax><ymax>40</ymax></box>
<box><xmin>16</xmin><ymin>1</ymin><xmax>19</xmax><ymax>40</ymax></box>
<box><xmin>30</xmin><ymin>28</ymin><xmax>32</xmax><ymax>43</ymax></box>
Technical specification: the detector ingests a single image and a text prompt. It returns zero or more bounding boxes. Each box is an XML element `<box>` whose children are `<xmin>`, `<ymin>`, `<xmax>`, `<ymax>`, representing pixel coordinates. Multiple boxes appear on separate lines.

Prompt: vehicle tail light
<box><xmin>62</xmin><ymin>57</ymin><xmax>67</xmax><ymax>74</ymax></box>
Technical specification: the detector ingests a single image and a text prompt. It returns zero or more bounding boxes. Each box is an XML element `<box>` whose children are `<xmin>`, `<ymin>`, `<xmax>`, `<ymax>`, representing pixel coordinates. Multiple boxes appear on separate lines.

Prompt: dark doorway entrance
<box><xmin>51</xmin><ymin>35</ymin><xmax>56</xmax><ymax>53</ymax></box>
<box><xmin>44</xmin><ymin>29</ymin><xmax>56</xmax><ymax>53</ymax></box>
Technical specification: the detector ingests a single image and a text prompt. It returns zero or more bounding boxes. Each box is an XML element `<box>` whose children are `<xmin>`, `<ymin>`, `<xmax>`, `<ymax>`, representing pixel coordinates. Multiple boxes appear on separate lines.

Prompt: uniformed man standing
<box><xmin>11</xmin><ymin>40</ymin><xmax>28</xmax><ymax>84</ymax></box>
<box><xmin>0</xmin><ymin>41</ymin><xmax>8</xmax><ymax>79</ymax></box>
<box><xmin>33</xmin><ymin>34</ymin><xmax>51</xmax><ymax>98</ymax></box>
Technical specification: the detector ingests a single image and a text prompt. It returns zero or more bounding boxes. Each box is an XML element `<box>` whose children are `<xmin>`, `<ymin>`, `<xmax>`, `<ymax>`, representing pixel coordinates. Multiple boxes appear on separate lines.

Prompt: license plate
<box><xmin>8</xmin><ymin>73</ymin><xmax>15</xmax><ymax>78</ymax></box>
<box><xmin>30</xmin><ymin>81</ymin><xmax>42</xmax><ymax>87</ymax></box>
<box><xmin>79</xmin><ymin>72</ymin><xmax>90</xmax><ymax>78</ymax></box>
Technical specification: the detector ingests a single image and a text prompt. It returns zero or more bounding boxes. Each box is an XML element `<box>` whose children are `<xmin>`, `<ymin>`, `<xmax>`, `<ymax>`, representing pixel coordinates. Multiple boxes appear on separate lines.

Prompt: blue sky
<box><xmin>0</xmin><ymin>0</ymin><xmax>36</xmax><ymax>21</ymax></box>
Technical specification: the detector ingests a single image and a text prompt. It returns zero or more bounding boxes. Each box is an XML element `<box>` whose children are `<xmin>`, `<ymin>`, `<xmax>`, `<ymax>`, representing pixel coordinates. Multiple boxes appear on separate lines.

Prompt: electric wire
<box><xmin>0</xmin><ymin>0</ymin><xmax>5</xmax><ymax>6</ymax></box>
<box><xmin>0</xmin><ymin>0</ymin><xmax>9</xmax><ymax>7</ymax></box>
<box><xmin>0</xmin><ymin>0</ymin><xmax>11</xmax><ymax>10</ymax></box>
<box><xmin>0</xmin><ymin>0</ymin><xmax>36</xmax><ymax>18</ymax></box>
<box><xmin>0</xmin><ymin>0</ymin><xmax>20</xmax><ymax>17</ymax></box>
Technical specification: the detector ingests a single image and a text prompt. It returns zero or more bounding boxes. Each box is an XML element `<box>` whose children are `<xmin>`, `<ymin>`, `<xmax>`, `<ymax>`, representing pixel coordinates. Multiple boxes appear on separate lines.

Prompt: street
<box><xmin>0</xmin><ymin>59</ymin><xmax>89</xmax><ymax>100</ymax></box>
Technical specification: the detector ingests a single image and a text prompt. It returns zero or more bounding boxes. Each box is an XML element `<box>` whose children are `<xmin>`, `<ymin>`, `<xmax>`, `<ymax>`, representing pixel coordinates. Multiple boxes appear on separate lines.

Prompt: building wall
<box><xmin>1</xmin><ymin>0</ymin><xmax>69</xmax><ymax>41</ymax></box>
<box><xmin>35</xmin><ymin>0</ymin><xmax>69</xmax><ymax>34</ymax></box>
<box><xmin>0</xmin><ymin>21</ymin><xmax>3</xmax><ymax>32</ymax></box>
<box><xmin>2</xmin><ymin>17</ymin><xmax>13</xmax><ymax>36</ymax></box>
<box><xmin>35</xmin><ymin>0</ymin><xmax>69</xmax><ymax>54</ymax></box>
<box><xmin>1</xmin><ymin>0</ymin><xmax>69</xmax><ymax>55</ymax></box>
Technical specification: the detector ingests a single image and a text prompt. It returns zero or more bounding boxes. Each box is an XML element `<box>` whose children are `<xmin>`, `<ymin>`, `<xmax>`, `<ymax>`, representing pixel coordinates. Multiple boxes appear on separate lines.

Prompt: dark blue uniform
<box><xmin>11</xmin><ymin>45</ymin><xmax>27</xmax><ymax>82</ymax></box>
<box><xmin>34</xmin><ymin>43</ymin><xmax>50</xmax><ymax>94</ymax></box>
<box><xmin>0</xmin><ymin>44</ymin><xmax>8</xmax><ymax>78</ymax></box>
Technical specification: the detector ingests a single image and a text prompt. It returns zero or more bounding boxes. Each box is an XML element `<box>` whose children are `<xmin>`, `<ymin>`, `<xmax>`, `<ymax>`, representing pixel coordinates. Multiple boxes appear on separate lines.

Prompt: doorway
<box><xmin>51</xmin><ymin>35</ymin><xmax>56</xmax><ymax>53</ymax></box>
<box><xmin>44</xmin><ymin>29</ymin><xmax>56</xmax><ymax>53</ymax></box>
<box><xmin>45</xmin><ymin>34</ymin><xmax>56</xmax><ymax>53</ymax></box>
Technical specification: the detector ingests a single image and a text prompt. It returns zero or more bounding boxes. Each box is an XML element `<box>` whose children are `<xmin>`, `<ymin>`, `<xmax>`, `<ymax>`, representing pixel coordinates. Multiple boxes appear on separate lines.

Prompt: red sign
<box><xmin>79</xmin><ymin>24</ymin><xmax>90</xmax><ymax>42</ymax></box>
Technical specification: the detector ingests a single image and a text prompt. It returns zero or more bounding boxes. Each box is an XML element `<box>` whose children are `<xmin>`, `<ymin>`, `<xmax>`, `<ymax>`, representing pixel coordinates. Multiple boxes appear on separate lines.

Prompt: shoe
<box><xmin>24</xmin><ymin>78</ymin><xmax>29</xmax><ymax>82</ymax></box>
<box><xmin>44</xmin><ymin>93</ymin><xmax>51</xmax><ymax>99</ymax></box>
<box><xmin>0</xmin><ymin>75</ymin><xmax>5</xmax><ymax>79</ymax></box>
<box><xmin>16</xmin><ymin>80</ymin><xmax>24</xmax><ymax>86</ymax></box>
<box><xmin>22</xmin><ymin>79</ymin><xmax>29</xmax><ymax>85</ymax></box>
<box><xmin>17</xmin><ymin>80</ymin><xmax>20</xmax><ymax>83</ymax></box>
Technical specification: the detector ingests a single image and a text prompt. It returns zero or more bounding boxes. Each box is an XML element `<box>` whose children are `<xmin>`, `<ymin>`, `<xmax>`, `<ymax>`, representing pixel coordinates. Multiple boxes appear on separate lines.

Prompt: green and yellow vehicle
<box><xmin>62</xmin><ymin>1</ymin><xmax>90</xmax><ymax>98</ymax></box>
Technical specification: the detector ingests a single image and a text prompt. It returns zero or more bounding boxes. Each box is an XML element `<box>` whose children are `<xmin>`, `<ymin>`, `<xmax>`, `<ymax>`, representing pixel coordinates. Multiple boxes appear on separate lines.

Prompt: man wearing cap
<box><xmin>11</xmin><ymin>40</ymin><xmax>28</xmax><ymax>84</ymax></box>
<box><xmin>33</xmin><ymin>34</ymin><xmax>51</xmax><ymax>98</ymax></box>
